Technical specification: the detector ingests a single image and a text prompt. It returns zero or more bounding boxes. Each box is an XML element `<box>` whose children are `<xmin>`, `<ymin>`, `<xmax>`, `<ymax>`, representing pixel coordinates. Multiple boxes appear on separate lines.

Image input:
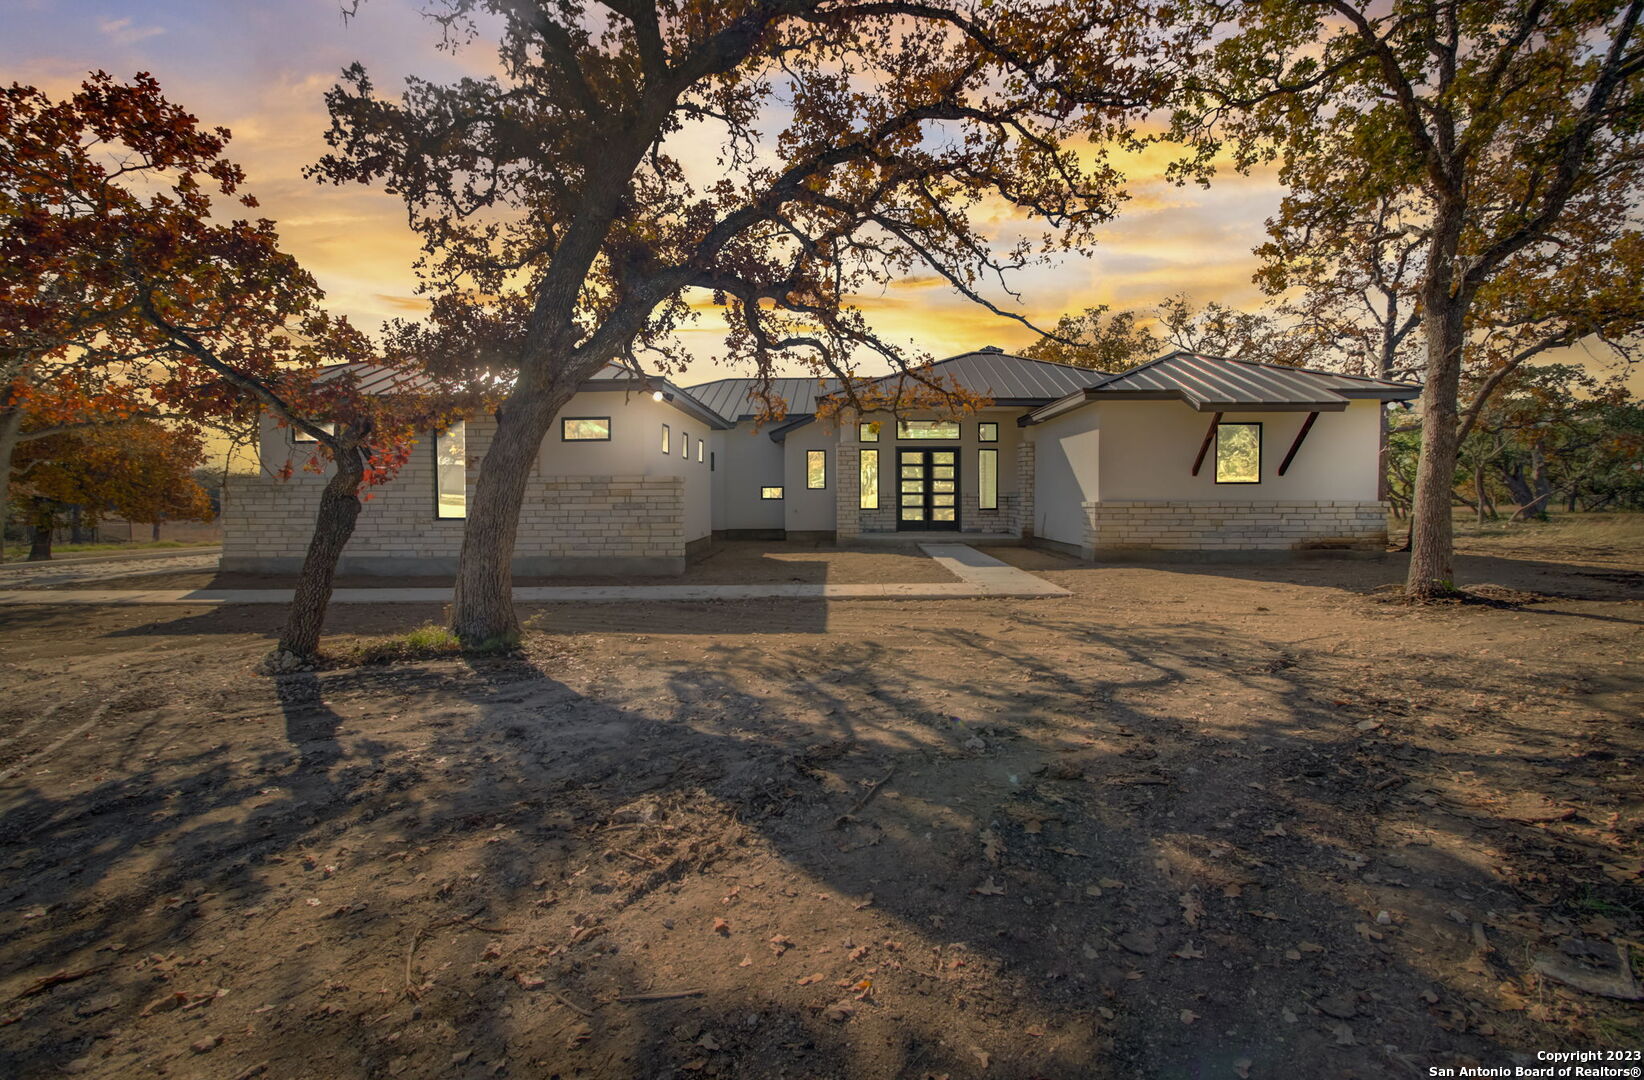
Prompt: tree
<box><xmin>1</xmin><ymin>74</ymin><xmax>469</xmax><ymax>660</ymax></box>
<box><xmin>313</xmin><ymin>0</ymin><xmax>1185</xmax><ymax>645</ymax></box>
<box><xmin>1021</xmin><ymin>305</ymin><xmax>1159</xmax><ymax>370</ymax></box>
<box><xmin>11</xmin><ymin>419</ymin><xmax>212</xmax><ymax>560</ymax></box>
<box><xmin>1179</xmin><ymin>0</ymin><xmax>1644</xmax><ymax>597</ymax></box>
<box><xmin>1154</xmin><ymin>293</ymin><xmax>1300</xmax><ymax>364</ymax></box>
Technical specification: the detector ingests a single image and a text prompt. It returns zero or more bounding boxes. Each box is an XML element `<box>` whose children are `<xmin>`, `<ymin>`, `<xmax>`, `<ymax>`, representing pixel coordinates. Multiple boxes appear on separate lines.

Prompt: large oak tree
<box><xmin>1176</xmin><ymin>0</ymin><xmax>1644</xmax><ymax>596</ymax></box>
<box><xmin>313</xmin><ymin>0</ymin><xmax>1186</xmax><ymax>644</ymax></box>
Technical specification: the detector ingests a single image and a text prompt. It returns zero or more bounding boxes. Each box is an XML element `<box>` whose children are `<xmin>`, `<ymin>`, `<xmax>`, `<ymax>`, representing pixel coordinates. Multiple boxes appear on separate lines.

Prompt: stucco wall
<box><xmin>1093</xmin><ymin>399</ymin><xmax>1382</xmax><ymax>502</ymax></box>
<box><xmin>711</xmin><ymin>421</ymin><xmax>785</xmax><ymax>532</ymax></box>
<box><xmin>783</xmin><ymin>427</ymin><xmax>842</xmax><ymax>534</ymax></box>
<box><xmin>843</xmin><ymin>408</ymin><xmax>1023</xmax><ymax>534</ymax></box>
<box><xmin>1029</xmin><ymin>408</ymin><xmax>1101</xmax><ymax>548</ymax></box>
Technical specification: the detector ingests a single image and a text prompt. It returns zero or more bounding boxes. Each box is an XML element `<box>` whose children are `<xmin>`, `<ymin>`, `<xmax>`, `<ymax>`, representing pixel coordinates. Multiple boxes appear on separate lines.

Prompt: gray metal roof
<box><xmin>842</xmin><ymin>349</ymin><xmax>1109</xmax><ymax>403</ymax></box>
<box><xmin>1028</xmin><ymin>351</ymin><xmax>1421</xmax><ymax>421</ymax></box>
<box><xmin>681</xmin><ymin>377</ymin><xmax>840</xmax><ymax>421</ymax></box>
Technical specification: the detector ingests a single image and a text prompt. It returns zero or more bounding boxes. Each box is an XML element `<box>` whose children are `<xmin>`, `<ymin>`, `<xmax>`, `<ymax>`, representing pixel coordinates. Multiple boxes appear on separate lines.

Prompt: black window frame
<box><xmin>760</xmin><ymin>485</ymin><xmax>784</xmax><ymax>500</ymax></box>
<box><xmin>858</xmin><ymin>421</ymin><xmax>881</xmax><ymax>443</ymax></box>
<box><xmin>433</xmin><ymin>422</ymin><xmax>468</xmax><ymax>520</ymax></box>
<box><xmin>978</xmin><ymin>448</ymin><xmax>999</xmax><ymax>509</ymax></box>
<box><xmin>661</xmin><ymin>423</ymin><xmax>671</xmax><ymax>455</ymax></box>
<box><xmin>1213</xmin><ymin>421</ymin><xmax>1263</xmax><ymax>485</ymax></box>
<box><xmin>978</xmin><ymin>421</ymin><xmax>999</xmax><ymax>442</ymax></box>
<box><xmin>806</xmin><ymin>449</ymin><xmax>827</xmax><ymax>489</ymax></box>
<box><xmin>560</xmin><ymin>416</ymin><xmax>612</xmax><ymax>442</ymax></box>
<box><xmin>896</xmin><ymin>419</ymin><xmax>962</xmax><ymax>440</ymax></box>
<box><xmin>859</xmin><ymin>448</ymin><xmax>879</xmax><ymax>509</ymax></box>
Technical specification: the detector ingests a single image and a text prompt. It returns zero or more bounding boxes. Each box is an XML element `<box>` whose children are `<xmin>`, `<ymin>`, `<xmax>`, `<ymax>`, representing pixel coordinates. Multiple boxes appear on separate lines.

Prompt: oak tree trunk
<box><xmin>450</xmin><ymin>380</ymin><xmax>571</xmax><ymax>647</ymax></box>
<box><xmin>27</xmin><ymin>499</ymin><xmax>54</xmax><ymax>561</ymax></box>
<box><xmin>1406</xmin><ymin>297</ymin><xmax>1466</xmax><ymax>597</ymax></box>
<box><xmin>274</xmin><ymin>446</ymin><xmax>365</xmax><ymax>662</ymax></box>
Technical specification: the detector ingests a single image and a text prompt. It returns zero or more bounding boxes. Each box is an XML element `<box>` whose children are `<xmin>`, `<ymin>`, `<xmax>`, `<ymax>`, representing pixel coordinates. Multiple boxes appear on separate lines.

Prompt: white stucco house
<box><xmin>221</xmin><ymin>348</ymin><xmax>1420</xmax><ymax>575</ymax></box>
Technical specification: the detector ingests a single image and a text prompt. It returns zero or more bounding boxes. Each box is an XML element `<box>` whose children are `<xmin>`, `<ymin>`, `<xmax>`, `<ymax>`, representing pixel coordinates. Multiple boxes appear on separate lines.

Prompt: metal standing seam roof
<box><xmin>1027</xmin><ymin>351</ymin><xmax>1422</xmax><ymax>422</ymax></box>
<box><xmin>681</xmin><ymin>377</ymin><xmax>840</xmax><ymax>421</ymax></box>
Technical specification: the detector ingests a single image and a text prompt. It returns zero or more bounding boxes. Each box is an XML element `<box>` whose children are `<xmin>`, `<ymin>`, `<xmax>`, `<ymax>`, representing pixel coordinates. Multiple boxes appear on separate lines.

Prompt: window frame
<box><xmin>858</xmin><ymin>421</ymin><xmax>881</xmax><ymax>443</ymax></box>
<box><xmin>1213</xmin><ymin>421</ymin><xmax>1263</xmax><ymax>485</ymax></box>
<box><xmin>978</xmin><ymin>448</ymin><xmax>999</xmax><ymax>510</ymax></box>
<box><xmin>560</xmin><ymin>416</ymin><xmax>611</xmax><ymax>442</ymax></box>
<box><xmin>661</xmin><ymin>423</ymin><xmax>671</xmax><ymax>455</ymax></box>
<box><xmin>433</xmin><ymin>421</ymin><xmax>467</xmax><ymax>520</ymax></box>
<box><xmin>291</xmin><ymin>421</ymin><xmax>336</xmax><ymax>445</ymax></box>
<box><xmin>859</xmin><ymin>448</ymin><xmax>879</xmax><ymax>509</ymax></box>
<box><xmin>681</xmin><ymin>431</ymin><xmax>691</xmax><ymax>461</ymax></box>
<box><xmin>978</xmin><ymin>421</ymin><xmax>999</xmax><ymax>443</ymax></box>
<box><xmin>806</xmin><ymin>449</ymin><xmax>827</xmax><ymax>489</ymax></box>
<box><xmin>697</xmin><ymin>440</ymin><xmax>704</xmax><ymax>463</ymax></box>
<box><xmin>896</xmin><ymin>419</ymin><xmax>962</xmax><ymax>440</ymax></box>
<box><xmin>760</xmin><ymin>486</ymin><xmax>784</xmax><ymax>500</ymax></box>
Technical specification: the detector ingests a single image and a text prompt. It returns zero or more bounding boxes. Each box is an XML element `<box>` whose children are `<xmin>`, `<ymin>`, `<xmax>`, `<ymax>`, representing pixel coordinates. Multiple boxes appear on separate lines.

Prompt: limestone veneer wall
<box><xmin>1082</xmin><ymin>500</ymin><xmax>1388</xmax><ymax>560</ymax></box>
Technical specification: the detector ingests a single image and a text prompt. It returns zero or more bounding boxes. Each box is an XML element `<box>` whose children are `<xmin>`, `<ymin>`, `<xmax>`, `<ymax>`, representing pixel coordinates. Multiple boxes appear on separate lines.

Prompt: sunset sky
<box><xmin>6</xmin><ymin>1</ymin><xmax>1627</xmax><ymax>387</ymax></box>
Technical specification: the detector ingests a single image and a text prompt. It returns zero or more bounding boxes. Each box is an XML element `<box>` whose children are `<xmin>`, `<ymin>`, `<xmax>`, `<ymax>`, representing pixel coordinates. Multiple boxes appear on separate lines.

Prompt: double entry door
<box><xmin>897</xmin><ymin>448</ymin><xmax>960</xmax><ymax>530</ymax></box>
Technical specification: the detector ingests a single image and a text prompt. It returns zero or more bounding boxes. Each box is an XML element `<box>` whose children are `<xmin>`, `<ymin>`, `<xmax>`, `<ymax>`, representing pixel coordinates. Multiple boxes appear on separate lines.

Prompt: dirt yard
<box><xmin>1</xmin><ymin>521</ymin><xmax>1640</xmax><ymax>1079</ymax></box>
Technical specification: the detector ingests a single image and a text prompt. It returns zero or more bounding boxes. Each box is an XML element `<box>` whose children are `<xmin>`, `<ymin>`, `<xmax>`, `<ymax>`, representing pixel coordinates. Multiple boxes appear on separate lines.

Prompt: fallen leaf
<box><xmin>971</xmin><ymin>878</ymin><xmax>1006</xmax><ymax>897</ymax></box>
<box><xmin>1297</xmin><ymin>942</ymin><xmax>1325</xmax><ymax>954</ymax></box>
<box><xmin>1332</xmin><ymin>1023</ymin><xmax>1355</xmax><ymax>1046</ymax></box>
<box><xmin>1179</xmin><ymin>890</ymin><xmax>1204</xmax><ymax>928</ymax></box>
<box><xmin>1233</xmin><ymin>1057</ymin><xmax>1252</xmax><ymax>1078</ymax></box>
<box><xmin>980</xmin><ymin>829</ymin><xmax>1003</xmax><ymax>865</ymax></box>
<box><xmin>972</xmin><ymin>1049</ymin><xmax>991</xmax><ymax>1069</ymax></box>
<box><xmin>797</xmin><ymin>973</ymin><xmax>824</xmax><ymax>986</ymax></box>
<box><xmin>1180</xmin><ymin>1009</ymin><xmax>1198</xmax><ymax>1024</ymax></box>
<box><xmin>697</xmin><ymin>1034</ymin><xmax>720</xmax><ymax>1051</ymax></box>
<box><xmin>1172</xmin><ymin>942</ymin><xmax>1205</xmax><ymax>960</ymax></box>
<box><xmin>768</xmin><ymin>935</ymin><xmax>793</xmax><ymax>955</ymax></box>
<box><xmin>737</xmin><ymin>956</ymin><xmax>753</xmax><ymax>968</ymax></box>
<box><xmin>1084</xmin><ymin>885</ymin><xmax>1103</xmax><ymax>898</ymax></box>
<box><xmin>1099</xmin><ymin>878</ymin><xmax>1126</xmax><ymax>890</ymax></box>
<box><xmin>712</xmin><ymin>918</ymin><xmax>730</xmax><ymax>936</ymax></box>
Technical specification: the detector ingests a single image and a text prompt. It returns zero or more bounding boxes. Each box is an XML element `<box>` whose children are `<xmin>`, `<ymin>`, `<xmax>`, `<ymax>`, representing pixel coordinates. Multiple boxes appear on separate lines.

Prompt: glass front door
<box><xmin>897</xmin><ymin>448</ymin><xmax>960</xmax><ymax>530</ymax></box>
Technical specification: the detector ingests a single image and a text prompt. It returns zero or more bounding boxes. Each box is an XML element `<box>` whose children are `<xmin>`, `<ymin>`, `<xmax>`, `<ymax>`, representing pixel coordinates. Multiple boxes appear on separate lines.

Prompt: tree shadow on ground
<box><xmin>3</xmin><ymin>596</ymin><xmax>1637</xmax><ymax>1079</ymax></box>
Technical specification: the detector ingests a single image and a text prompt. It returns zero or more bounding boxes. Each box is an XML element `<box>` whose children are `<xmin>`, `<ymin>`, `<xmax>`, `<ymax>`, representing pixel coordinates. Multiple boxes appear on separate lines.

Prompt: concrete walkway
<box><xmin>0</xmin><ymin>544</ymin><xmax>1067</xmax><ymax>606</ymax></box>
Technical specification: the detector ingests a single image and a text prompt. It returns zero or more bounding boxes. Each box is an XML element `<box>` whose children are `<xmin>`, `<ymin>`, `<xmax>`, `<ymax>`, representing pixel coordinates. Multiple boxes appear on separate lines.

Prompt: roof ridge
<box><xmin>1187</xmin><ymin>351</ymin><xmax>1421</xmax><ymax>388</ymax></box>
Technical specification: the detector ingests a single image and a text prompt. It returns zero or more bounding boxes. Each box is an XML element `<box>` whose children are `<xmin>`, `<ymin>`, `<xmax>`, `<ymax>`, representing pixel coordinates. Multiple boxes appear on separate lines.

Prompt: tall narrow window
<box><xmin>858</xmin><ymin>421</ymin><xmax>880</xmax><ymax>443</ymax></box>
<box><xmin>806</xmin><ymin>450</ymin><xmax>827</xmax><ymax>489</ymax></box>
<box><xmin>661</xmin><ymin>424</ymin><xmax>671</xmax><ymax>455</ymax></box>
<box><xmin>697</xmin><ymin>440</ymin><xmax>704</xmax><ymax>463</ymax></box>
<box><xmin>859</xmin><ymin>449</ymin><xmax>879</xmax><ymax>509</ymax></box>
<box><xmin>681</xmin><ymin>432</ymin><xmax>691</xmax><ymax>461</ymax></box>
<box><xmin>435</xmin><ymin>422</ymin><xmax>467</xmax><ymax>519</ymax></box>
<box><xmin>978</xmin><ymin>448</ymin><xmax>999</xmax><ymax>510</ymax></box>
<box><xmin>1215</xmin><ymin>422</ymin><xmax>1262</xmax><ymax>484</ymax></box>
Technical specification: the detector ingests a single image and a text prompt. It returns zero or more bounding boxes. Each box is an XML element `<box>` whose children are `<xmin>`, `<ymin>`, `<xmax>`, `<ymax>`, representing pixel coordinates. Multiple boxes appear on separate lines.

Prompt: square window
<box><xmin>1215</xmin><ymin>422</ymin><xmax>1262</xmax><ymax>484</ymax></box>
<box><xmin>562</xmin><ymin>417</ymin><xmax>611</xmax><ymax>441</ymax></box>
<box><xmin>859</xmin><ymin>449</ymin><xmax>879</xmax><ymax>509</ymax></box>
<box><xmin>760</xmin><ymin>486</ymin><xmax>784</xmax><ymax>500</ymax></box>
<box><xmin>897</xmin><ymin>420</ymin><xmax>960</xmax><ymax>440</ymax></box>
<box><xmin>806</xmin><ymin>449</ymin><xmax>826</xmax><ymax>489</ymax></box>
<box><xmin>978</xmin><ymin>422</ymin><xmax>999</xmax><ymax>442</ymax></box>
<box><xmin>859</xmin><ymin>421</ymin><xmax>880</xmax><ymax>443</ymax></box>
<box><xmin>292</xmin><ymin>421</ymin><xmax>336</xmax><ymax>445</ymax></box>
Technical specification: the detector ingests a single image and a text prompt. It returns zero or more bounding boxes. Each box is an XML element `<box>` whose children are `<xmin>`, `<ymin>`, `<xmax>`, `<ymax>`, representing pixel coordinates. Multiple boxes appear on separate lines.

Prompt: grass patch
<box><xmin>340</xmin><ymin>623</ymin><xmax>519</xmax><ymax>666</ymax></box>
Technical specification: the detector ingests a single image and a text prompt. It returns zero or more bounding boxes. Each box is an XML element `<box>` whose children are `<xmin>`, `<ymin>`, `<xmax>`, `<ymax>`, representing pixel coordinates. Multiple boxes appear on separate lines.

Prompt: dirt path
<box><xmin>0</xmin><ymin>535</ymin><xmax>1640</xmax><ymax>1079</ymax></box>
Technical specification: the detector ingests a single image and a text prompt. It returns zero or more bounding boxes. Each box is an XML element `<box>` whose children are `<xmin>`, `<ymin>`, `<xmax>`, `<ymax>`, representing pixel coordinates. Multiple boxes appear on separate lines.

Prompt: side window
<box><xmin>435</xmin><ymin>422</ymin><xmax>467</xmax><ymax>519</ymax></box>
<box><xmin>978</xmin><ymin>448</ymin><xmax>998</xmax><ymax>510</ymax></box>
<box><xmin>859</xmin><ymin>449</ymin><xmax>879</xmax><ymax>509</ymax></box>
<box><xmin>562</xmin><ymin>417</ymin><xmax>610</xmax><ymax>441</ymax></box>
<box><xmin>682</xmin><ymin>432</ymin><xmax>691</xmax><ymax>461</ymax></box>
<box><xmin>1215</xmin><ymin>423</ymin><xmax>1262</xmax><ymax>484</ymax></box>
<box><xmin>806</xmin><ymin>450</ymin><xmax>826</xmax><ymax>489</ymax></box>
<box><xmin>760</xmin><ymin>486</ymin><xmax>784</xmax><ymax>500</ymax></box>
<box><xmin>661</xmin><ymin>424</ymin><xmax>671</xmax><ymax>455</ymax></box>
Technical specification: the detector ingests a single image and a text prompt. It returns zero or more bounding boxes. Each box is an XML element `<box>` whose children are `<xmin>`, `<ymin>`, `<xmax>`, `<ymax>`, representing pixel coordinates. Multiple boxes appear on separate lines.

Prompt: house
<box><xmin>220</xmin><ymin>348</ymin><xmax>1420</xmax><ymax>574</ymax></box>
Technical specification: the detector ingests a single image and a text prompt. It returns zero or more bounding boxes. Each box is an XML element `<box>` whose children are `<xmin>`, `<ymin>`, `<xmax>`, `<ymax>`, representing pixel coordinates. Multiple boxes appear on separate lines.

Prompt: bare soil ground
<box><xmin>43</xmin><ymin>541</ymin><xmax>958</xmax><ymax>591</ymax></box>
<box><xmin>1</xmin><ymin>521</ymin><xmax>1641</xmax><ymax>1079</ymax></box>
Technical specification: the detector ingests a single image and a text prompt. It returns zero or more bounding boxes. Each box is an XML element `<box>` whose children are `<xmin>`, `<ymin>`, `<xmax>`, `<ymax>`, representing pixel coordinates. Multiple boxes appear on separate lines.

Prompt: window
<box><xmin>292</xmin><ymin>421</ymin><xmax>336</xmax><ymax>444</ymax></box>
<box><xmin>806</xmin><ymin>450</ymin><xmax>827</xmax><ymax>489</ymax></box>
<box><xmin>859</xmin><ymin>449</ymin><xmax>879</xmax><ymax>509</ymax></box>
<box><xmin>859</xmin><ymin>421</ymin><xmax>881</xmax><ymax>443</ymax></box>
<box><xmin>562</xmin><ymin>417</ymin><xmax>610</xmax><ymax>441</ymax></box>
<box><xmin>978</xmin><ymin>448</ymin><xmax>998</xmax><ymax>509</ymax></box>
<box><xmin>681</xmin><ymin>432</ymin><xmax>691</xmax><ymax>461</ymax></box>
<box><xmin>897</xmin><ymin>420</ymin><xmax>960</xmax><ymax>440</ymax></box>
<box><xmin>710</xmin><ymin>451</ymin><xmax>716</xmax><ymax>471</ymax></box>
<box><xmin>1215</xmin><ymin>422</ymin><xmax>1262</xmax><ymax>484</ymax></box>
<box><xmin>661</xmin><ymin>424</ymin><xmax>671</xmax><ymax>454</ymax></box>
<box><xmin>760</xmin><ymin>486</ymin><xmax>784</xmax><ymax>500</ymax></box>
<box><xmin>697</xmin><ymin>440</ymin><xmax>704</xmax><ymax>463</ymax></box>
<box><xmin>435</xmin><ymin>422</ymin><xmax>467</xmax><ymax>519</ymax></box>
<box><xmin>978</xmin><ymin>422</ymin><xmax>999</xmax><ymax>442</ymax></box>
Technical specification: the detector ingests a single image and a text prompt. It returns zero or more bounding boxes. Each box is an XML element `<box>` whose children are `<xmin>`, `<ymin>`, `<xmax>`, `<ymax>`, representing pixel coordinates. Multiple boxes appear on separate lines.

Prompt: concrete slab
<box><xmin>0</xmin><ymin>545</ymin><xmax>1068</xmax><ymax>606</ymax></box>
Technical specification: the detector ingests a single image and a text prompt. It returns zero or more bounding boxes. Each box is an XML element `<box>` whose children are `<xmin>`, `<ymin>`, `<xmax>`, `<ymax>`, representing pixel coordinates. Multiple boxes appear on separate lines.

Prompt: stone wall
<box><xmin>1082</xmin><ymin>500</ymin><xmax>1388</xmax><ymax>559</ymax></box>
<box><xmin>223</xmin><ymin>468</ymin><xmax>686</xmax><ymax>576</ymax></box>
